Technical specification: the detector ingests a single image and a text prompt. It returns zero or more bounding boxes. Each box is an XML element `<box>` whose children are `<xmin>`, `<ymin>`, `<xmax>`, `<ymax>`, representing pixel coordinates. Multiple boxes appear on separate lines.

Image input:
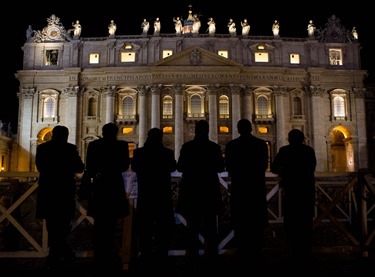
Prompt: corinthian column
<box><xmin>103</xmin><ymin>85</ymin><xmax>116</xmax><ymax>124</ymax></box>
<box><xmin>138</xmin><ymin>86</ymin><xmax>149</xmax><ymax>147</ymax></box>
<box><xmin>243</xmin><ymin>86</ymin><xmax>254</xmax><ymax>122</ymax></box>
<box><xmin>230</xmin><ymin>85</ymin><xmax>241</xmax><ymax>139</ymax></box>
<box><xmin>174</xmin><ymin>84</ymin><xmax>185</xmax><ymax>160</ymax></box>
<box><xmin>274</xmin><ymin>86</ymin><xmax>286</xmax><ymax>150</ymax></box>
<box><xmin>353</xmin><ymin>88</ymin><xmax>368</xmax><ymax>170</ymax></box>
<box><xmin>150</xmin><ymin>84</ymin><xmax>161</xmax><ymax>128</ymax></box>
<box><xmin>207</xmin><ymin>85</ymin><xmax>218</xmax><ymax>143</ymax></box>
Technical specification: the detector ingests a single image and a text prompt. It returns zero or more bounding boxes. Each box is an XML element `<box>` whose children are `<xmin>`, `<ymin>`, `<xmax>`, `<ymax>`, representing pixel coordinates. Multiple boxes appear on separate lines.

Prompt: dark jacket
<box><xmin>85</xmin><ymin>137</ymin><xmax>130</xmax><ymax>217</ymax></box>
<box><xmin>35</xmin><ymin>140</ymin><xmax>84</xmax><ymax>219</ymax></box>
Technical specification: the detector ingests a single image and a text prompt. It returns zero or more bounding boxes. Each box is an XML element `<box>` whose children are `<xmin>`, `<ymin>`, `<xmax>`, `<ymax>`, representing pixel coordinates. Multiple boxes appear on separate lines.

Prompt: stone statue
<box><xmin>352</xmin><ymin>27</ymin><xmax>358</xmax><ymax>40</ymax></box>
<box><xmin>154</xmin><ymin>17</ymin><xmax>161</xmax><ymax>35</ymax></box>
<box><xmin>307</xmin><ymin>20</ymin><xmax>315</xmax><ymax>38</ymax></box>
<box><xmin>192</xmin><ymin>14</ymin><xmax>201</xmax><ymax>34</ymax></box>
<box><xmin>272</xmin><ymin>20</ymin><xmax>280</xmax><ymax>37</ymax></box>
<box><xmin>26</xmin><ymin>25</ymin><xmax>33</xmax><ymax>42</ymax></box>
<box><xmin>173</xmin><ymin>17</ymin><xmax>182</xmax><ymax>35</ymax></box>
<box><xmin>72</xmin><ymin>20</ymin><xmax>82</xmax><ymax>37</ymax></box>
<box><xmin>241</xmin><ymin>19</ymin><xmax>250</xmax><ymax>36</ymax></box>
<box><xmin>108</xmin><ymin>20</ymin><xmax>116</xmax><ymax>36</ymax></box>
<box><xmin>207</xmin><ymin>17</ymin><xmax>216</xmax><ymax>36</ymax></box>
<box><xmin>228</xmin><ymin>19</ymin><xmax>236</xmax><ymax>36</ymax></box>
<box><xmin>141</xmin><ymin>19</ymin><xmax>150</xmax><ymax>35</ymax></box>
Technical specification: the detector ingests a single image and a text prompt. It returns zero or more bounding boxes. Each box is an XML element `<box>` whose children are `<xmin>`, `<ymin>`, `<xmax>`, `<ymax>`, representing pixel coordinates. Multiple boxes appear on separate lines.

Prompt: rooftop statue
<box><xmin>108</xmin><ymin>20</ymin><xmax>116</xmax><ymax>36</ymax></box>
<box><xmin>241</xmin><ymin>19</ymin><xmax>250</xmax><ymax>36</ymax></box>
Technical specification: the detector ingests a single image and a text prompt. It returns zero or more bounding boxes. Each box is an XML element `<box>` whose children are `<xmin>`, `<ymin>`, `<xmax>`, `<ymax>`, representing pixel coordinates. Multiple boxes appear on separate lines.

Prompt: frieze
<box><xmin>74</xmin><ymin>73</ymin><xmax>321</xmax><ymax>83</ymax></box>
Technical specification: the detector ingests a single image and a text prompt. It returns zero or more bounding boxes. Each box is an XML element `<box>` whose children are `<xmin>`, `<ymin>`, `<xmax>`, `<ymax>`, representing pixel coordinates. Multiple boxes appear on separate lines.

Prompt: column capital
<box><xmin>150</xmin><ymin>84</ymin><xmax>162</xmax><ymax>95</ymax></box>
<box><xmin>352</xmin><ymin>87</ymin><xmax>366</xmax><ymax>98</ymax></box>
<box><xmin>62</xmin><ymin>86</ymin><xmax>79</xmax><ymax>97</ymax></box>
<box><xmin>101</xmin><ymin>85</ymin><xmax>116</xmax><ymax>97</ymax></box>
<box><xmin>18</xmin><ymin>87</ymin><xmax>36</xmax><ymax>99</ymax></box>
<box><xmin>309</xmin><ymin>85</ymin><xmax>325</xmax><ymax>97</ymax></box>
<box><xmin>172</xmin><ymin>84</ymin><xmax>186</xmax><ymax>95</ymax></box>
<box><xmin>229</xmin><ymin>84</ymin><xmax>241</xmax><ymax>95</ymax></box>
<box><xmin>137</xmin><ymin>85</ymin><xmax>150</xmax><ymax>96</ymax></box>
<box><xmin>273</xmin><ymin>85</ymin><xmax>287</xmax><ymax>96</ymax></box>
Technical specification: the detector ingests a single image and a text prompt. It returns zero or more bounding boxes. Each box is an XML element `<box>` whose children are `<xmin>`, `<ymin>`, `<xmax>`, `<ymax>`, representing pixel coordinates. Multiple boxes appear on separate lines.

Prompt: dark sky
<box><xmin>1</xmin><ymin>2</ymin><xmax>373</xmax><ymax>131</ymax></box>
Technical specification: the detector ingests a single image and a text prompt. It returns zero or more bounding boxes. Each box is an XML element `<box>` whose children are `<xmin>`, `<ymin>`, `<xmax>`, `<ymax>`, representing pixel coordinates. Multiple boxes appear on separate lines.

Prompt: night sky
<box><xmin>1</xmin><ymin>1</ymin><xmax>373</xmax><ymax>132</ymax></box>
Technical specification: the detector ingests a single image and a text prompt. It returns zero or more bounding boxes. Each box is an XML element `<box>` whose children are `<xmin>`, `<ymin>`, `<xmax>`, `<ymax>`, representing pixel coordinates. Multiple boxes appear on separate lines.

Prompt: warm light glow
<box><xmin>163</xmin><ymin>126</ymin><xmax>173</xmax><ymax>133</ymax></box>
<box><xmin>121</xmin><ymin>52</ymin><xmax>136</xmax><ymax>62</ymax></box>
<box><xmin>89</xmin><ymin>53</ymin><xmax>99</xmax><ymax>64</ymax></box>
<box><xmin>163</xmin><ymin>50</ymin><xmax>173</xmax><ymax>58</ymax></box>
<box><xmin>257</xmin><ymin>45</ymin><xmax>265</xmax><ymax>50</ymax></box>
<box><xmin>258</xmin><ymin>127</ymin><xmax>268</xmax><ymax>134</ymax></box>
<box><xmin>219</xmin><ymin>126</ymin><xmax>229</xmax><ymax>133</ymax></box>
<box><xmin>254</xmin><ymin>52</ymin><xmax>269</xmax><ymax>63</ymax></box>
<box><xmin>122</xmin><ymin>127</ymin><xmax>133</xmax><ymax>134</ymax></box>
<box><xmin>290</xmin><ymin>54</ymin><xmax>300</xmax><ymax>64</ymax></box>
<box><xmin>218</xmin><ymin>51</ymin><xmax>228</xmax><ymax>58</ymax></box>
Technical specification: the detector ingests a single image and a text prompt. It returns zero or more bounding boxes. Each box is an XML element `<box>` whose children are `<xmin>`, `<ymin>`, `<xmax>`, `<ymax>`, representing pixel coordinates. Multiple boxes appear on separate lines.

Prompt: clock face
<box><xmin>47</xmin><ymin>26</ymin><xmax>61</xmax><ymax>40</ymax></box>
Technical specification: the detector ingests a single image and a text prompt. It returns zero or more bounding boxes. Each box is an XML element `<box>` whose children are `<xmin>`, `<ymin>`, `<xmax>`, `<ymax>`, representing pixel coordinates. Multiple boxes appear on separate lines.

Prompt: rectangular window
<box><xmin>329</xmin><ymin>48</ymin><xmax>343</xmax><ymax>65</ymax></box>
<box><xmin>163</xmin><ymin>50</ymin><xmax>173</xmax><ymax>59</ymax></box>
<box><xmin>218</xmin><ymin>51</ymin><xmax>228</xmax><ymax>58</ymax></box>
<box><xmin>121</xmin><ymin>52</ymin><xmax>136</xmax><ymax>62</ymax></box>
<box><xmin>290</xmin><ymin>54</ymin><xmax>300</xmax><ymax>64</ymax></box>
<box><xmin>89</xmin><ymin>53</ymin><xmax>100</xmax><ymax>64</ymax></box>
<box><xmin>254</xmin><ymin>52</ymin><xmax>269</xmax><ymax>63</ymax></box>
<box><xmin>45</xmin><ymin>49</ymin><xmax>59</xmax><ymax>65</ymax></box>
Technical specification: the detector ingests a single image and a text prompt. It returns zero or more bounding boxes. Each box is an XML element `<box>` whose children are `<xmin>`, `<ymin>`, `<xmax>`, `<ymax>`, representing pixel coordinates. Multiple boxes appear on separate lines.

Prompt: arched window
<box><xmin>163</xmin><ymin>95</ymin><xmax>173</xmax><ymax>118</ymax></box>
<box><xmin>293</xmin><ymin>97</ymin><xmax>302</xmax><ymax>115</ymax></box>
<box><xmin>191</xmin><ymin>94</ymin><xmax>201</xmax><ymax>116</ymax></box>
<box><xmin>123</xmin><ymin>96</ymin><xmax>134</xmax><ymax>119</ymax></box>
<box><xmin>219</xmin><ymin>95</ymin><xmax>229</xmax><ymax>118</ymax></box>
<box><xmin>88</xmin><ymin>98</ymin><xmax>97</xmax><ymax>116</ymax></box>
<box><xmin>44</xmin><ymin>97</ymin><xmax>55</xmax><ymax>118</ymax></box>
<box><xmin>257</xmin><ymin>95</ymin><xmax>268</xmax><ymax>115</ymax></box>
<box><xmin>333</xmin><ymin>96</ymin><xmax>345</xmax><ymax>117</ymax></box>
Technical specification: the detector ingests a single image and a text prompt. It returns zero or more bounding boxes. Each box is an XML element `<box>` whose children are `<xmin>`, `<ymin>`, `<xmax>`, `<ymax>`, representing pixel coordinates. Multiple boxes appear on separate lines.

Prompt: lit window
<box><xmin>219</xmin><ymin>126</ymin><xmax>229</xmax><ymax>133</ymax></box>
<box><xmin>89</xmin><ymin>53</ymin><xmax>100</xmax><ymax>64</ymax></box>
<box><xmin>124</xmin><ymin>44</ymin><xmax>132</xmax><ymax>50</ymax></box>
<box><xmin>121</xmin><ymin>52</ymin><xmax>136</xmax><ymax>62</ymax></box>
<box><xmin>163</xmin><ymin>96</ymin><xmax>173</xmax><ymax>119</ymax></box>
<box><xmin>163</xmin><ymin>126</ymin><xmax>173</xmax><ymax>133</ymax></box>
<box><xmin>254</xmin><ymin>52</ymin><xmax>269</xmax><ymax>63</ymax></box>
<box><xmin>218</xmin><ymin>51</ymin><xmax>228</xmax><ymax>58</ymax></box>
<box><xmin>219</xmin><ymin>95</ymin><xmax>229</xmax><ymax>118</ymax></box>
<box><xmin>329</xmin><ymin>48</ymin><xmax>343</xmax><ymax>65</ymax></box>
<box><xmin>44</xmin><ymin>97</ymin><xmax>55</xmax><ymax>118</ymax></box>
<box><xmin>290</xmin><ymin>54</ymin><xmax>300</xmax><ymax>64</ymax></box>
<box><xmin>333</xmin><ymin>96</ymin><xmax>345</xmax><ymax>117</ymax></box>
<box><xmin>191</xmin><ymin>95</ymin><xmax>202</xmax><ymax>116</ymax></box>
<box><xmin>163</xmin><ymin>50</ymin><xmax>173</xmax><ymax>58</ymax></box>
<box><xmin>258</xmin><ymin>127</ymin><xmax>268</xmax><ymax>134</ymax></box>
<box><xmin>257</xmin><ymin>45</ymin><xmax>265</xmax><ymax>50</ymax></box>
<box><xmin>123</xmin><ymin>96</ymin><xmax>135</xmax><ymax>119</ymax></box>
<box><xmin>122</xmin><ymin>127</ymin><xmax>133</xmax><ymax>134</ymax></box>
<box><xmin>257</xmin><ymin>96</ymin><xmax>268</xmax><ymax>115</ymax></box>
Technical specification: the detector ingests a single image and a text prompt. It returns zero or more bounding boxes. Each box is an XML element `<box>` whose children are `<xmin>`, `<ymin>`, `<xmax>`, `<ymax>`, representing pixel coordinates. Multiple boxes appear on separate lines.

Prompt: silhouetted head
<box><xmin>288</xmin><ymin>129</ymin><xmax>305</xmax><ymax>145</ymax></box>
<box><xmin>237</xmin><ymin>119</ymin><xmax>252</xmax><ymax>135</ymax></box>
<box><xmin>194</xmin><ymin>120</ymin><xmax>209</xmax><ymax>138</ymax></box>
<box><xmin>52</xmin><ymin>125</ymin><xmax>69</xmax><ymax>142</ymax></box>
<box><xmin>145</xmin><ymin>128</ymin><xmax>163</xmax><ymax>145</ymax></box>
<box><xmin>102</xmin><ymin>123</ymin><xmax>118</xmax><ymax>139</ymax></box>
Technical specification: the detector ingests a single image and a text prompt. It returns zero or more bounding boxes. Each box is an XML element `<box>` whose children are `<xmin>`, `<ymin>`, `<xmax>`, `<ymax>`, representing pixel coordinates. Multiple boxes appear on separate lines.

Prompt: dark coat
<box><xmin>131</xmin><ymin>143</ymin><xmax>176</xmax><ymax>220</ymax></box>
<box><xmin>85</xmin><ymin>137</ymin><xmax>130</xmax><ymax>218</ymax></box>
<box><xmin>176</xmin><ymin>137</ymin><xmax>225</xmax><ymax>215</ymax></box>
<box><xmin>225</xmin><ymin>134</ymin><xmax>269</xmax><ymax>225</ymax></box>
<box><xmin>35</xmin><ymin>140</ymin><xmax>84</xmax><ymax>219</ymax></box>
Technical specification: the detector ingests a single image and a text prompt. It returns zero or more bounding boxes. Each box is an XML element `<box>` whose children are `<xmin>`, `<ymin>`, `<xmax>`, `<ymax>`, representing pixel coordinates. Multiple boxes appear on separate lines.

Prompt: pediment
<box><xmin>150</xmin><ymin>46</ymin><xmax>244</xmax><ymax>68</ymax></box>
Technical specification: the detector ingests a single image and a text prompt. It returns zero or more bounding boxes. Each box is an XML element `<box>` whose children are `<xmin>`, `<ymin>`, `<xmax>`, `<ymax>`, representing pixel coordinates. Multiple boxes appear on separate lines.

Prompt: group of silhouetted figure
<box><xmin>35</xmin><ymin>119</ymin><xmax>316</xmax><ymax>276</ymax></box>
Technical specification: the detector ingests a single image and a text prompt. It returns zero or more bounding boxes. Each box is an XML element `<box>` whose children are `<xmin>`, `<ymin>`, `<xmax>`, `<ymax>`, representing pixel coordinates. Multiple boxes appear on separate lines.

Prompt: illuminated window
<box><xmin>124</xmin><ymin>44</ymin><xmax>132</xmax><ymax>50</ymax></box>
<box><xmin>163</xmin><ymin>50</ymin><xmax>173</xmax><ymax>58</ymax></box>
<box><xmin>258</xmin><ymin>127</ymin><xmax>268</xmax><ymax>134</ymax></box>
<box><xmin>89</xmin><ymin>53</ymin><xmax>100</xmax><ymax>64</ymax></box>
<box><xmin>219</xmin><ymin>95</ymin><xmax>229</xmax><ymax>118</ymax></box>
<box><xmin>257</xmin><ymin>45</ymin><xmax>265</xmax><ymax>50</ymax></box>
<box><xmin>122</xmin><ymin>127</ymin><xmax>133</xmax><ymax>134</ymax></box>
<box><xmin>218</xmin><ymin>51</ymin><xmax>228</xmax><ymax>58</ymax></box>
<box><xmin>191</xmin><ymin>95</ymin><xmax>202</xmax><ymax>116</ymax></box>
<box><xmin>329</xmin><ymin>48</ymin><xmax>343</xmax><ymax>65</ymax></box>
<box><xmin>219</xmin><ymin>126</ymin><xmax>229</xmax><ymax>133</ymax></box>
<box><xmin>123</xmin><ymin>96</ymin><xmax>135</xmax><ymax>119</ymax></box>
<box><xmin>333</xmin><ymin>96</ymin><xmax>345</xmax><ymax>117</ymax></box>
<box><xmin>163</xmin><ymin>95</ymin><xmax>173</xmax><ymax>119</ymax></box>
<box><xmin>163</xmin><ymin>126</ymin><xmax>173</xmax><ymax>133</ymax></box>
<box><xmin>257</xmin><ymin>96</ymin><xmax>268</xmax><ymax>115</ymax></box>
<box><xmin>290</xmin><ymin>54</ymin><xmax>300</xmax><ymax>64</ymax></box>
<box><xmin>254</xmin><ymin>52</ymin><xmax>269</xmax><ymax>63</ymax></box>
<box><xmin>45</xmin><ymin>49</ymin><xmax>59</xmax><ymax>65</ymax></box>
<box><xmin>121</xmin><ymin>52</ymin><xmax>136</xmax><ymax>62</ymax></box>
<box><xmin>44</xmin><ymin>97</ymin><xmax>55</xmax><ymax>118</ymax></box>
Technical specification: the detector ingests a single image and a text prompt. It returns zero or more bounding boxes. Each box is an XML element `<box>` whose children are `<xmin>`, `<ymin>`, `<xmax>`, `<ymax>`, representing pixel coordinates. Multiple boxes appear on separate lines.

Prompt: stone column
<box><xmin>17</xmin><ymin>88</ymin><xmax>35</xmax><ymax>171</ymax></box>
<box><xmin>230</xmin><ymin>85</ymin><xmax>241</xmax><ymax>139</ymax></box>
<box><xmin>274</xmin><ymin>86</ymin><xmax>286</xmax><ymax>151</ymax></box>
<box><xmin>353</xmin><ymin>88</ymin><xmax>368</xmax><ymax>170</ymax></box>
<box><xmin>150</xmin><ymin>84</ymin><xmax>161</xmax><ymax>129</ymax></box>
<box><xmin>63</xmin><ymin>86</ymin><xmax>79</xmax><ymax>144</ymax></box>
<box><xmin>174</xmin><ymin>84</ymin><xmax>185</xmax><ymax>161</ymax></box>
<box><xmin>207</xmin><ymin>85</ymin><xmax>218</xmax><ymax>143</ymax></box>
<box><xmin>243</xmin><ymin>86</ymin><xmax>254</xmax><ymax>122</ymax></box>
<box><xmin>138</xmin><ymin>86</ymin><xmax>149</xmax><ymax>147</ymax></box>
<box><xmin>310</xmin><ymin>86</ymin><xmax>326</xmax><ymax>172</ymax></box>
<box><xmin>103</xmin><ymin>86</ymin><xmax>116</xmax><ymax>124</ymax></box>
